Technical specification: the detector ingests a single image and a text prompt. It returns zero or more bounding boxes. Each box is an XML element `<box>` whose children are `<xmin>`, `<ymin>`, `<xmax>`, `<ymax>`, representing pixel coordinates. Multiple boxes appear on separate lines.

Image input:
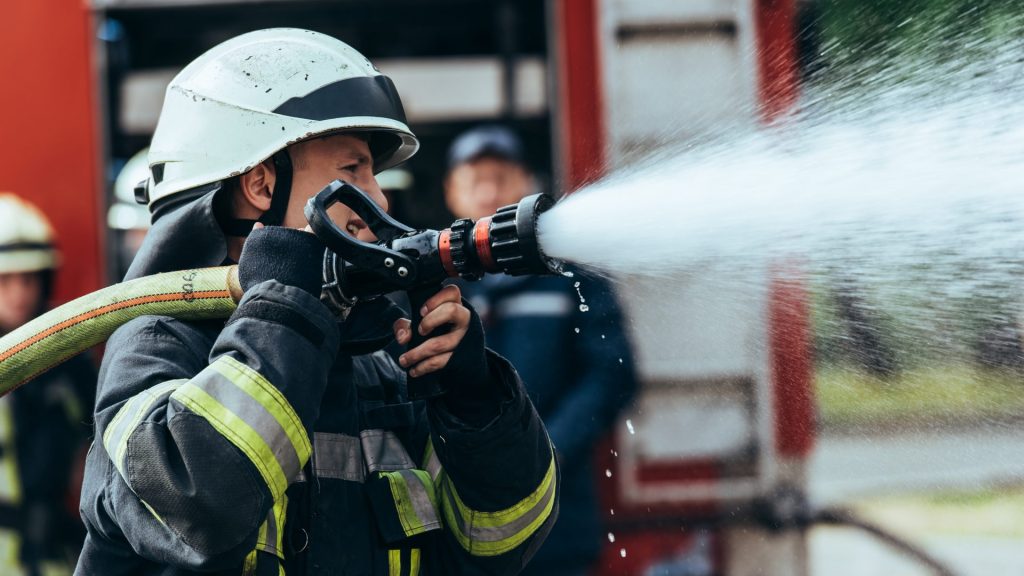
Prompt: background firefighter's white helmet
<box><xmin>144</xmin><ymin>28</ymin><xmax>419</xmax><ymax>207</ymax></box>
<box><xmin>109</xmin><ymin>147</ymin><xmax>152</xmax><ymax>230</ymax></box>
<box><xmin>0</xmin><ymin>193</ymin><xmax>59</xmax><ymax>274</ymax></box>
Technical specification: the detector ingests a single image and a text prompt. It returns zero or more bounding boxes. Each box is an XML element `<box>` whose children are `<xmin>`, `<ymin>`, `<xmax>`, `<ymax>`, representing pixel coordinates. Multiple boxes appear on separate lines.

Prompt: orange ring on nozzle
<box><xmin>474</xmin><ymin>217</ymin><xmax>496</xmax><ymax>271</ymax></box>
<box><xmin>438</xmin><ymin>229</ymin><xmax>459</xmax><ymax>278</ymax></box>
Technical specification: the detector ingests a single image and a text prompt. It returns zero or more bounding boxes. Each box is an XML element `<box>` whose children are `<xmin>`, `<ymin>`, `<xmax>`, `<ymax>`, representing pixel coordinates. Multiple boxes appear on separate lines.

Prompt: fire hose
<box><xmin>753</xmin><ymin>490</ymin><xmax>959</xmax><ymax>576</ymax></box>
<box><xmin>0</xmin><ymin>181</ymin><xmax>561</xmax><ymax>398</ymax></box>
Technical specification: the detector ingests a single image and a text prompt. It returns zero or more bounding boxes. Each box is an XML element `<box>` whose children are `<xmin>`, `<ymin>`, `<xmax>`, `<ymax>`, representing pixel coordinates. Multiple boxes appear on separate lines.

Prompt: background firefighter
<box><xmin>0</xmin><ymin>193</ymin><xmax>94</xmax><ymax>576</ymax></box>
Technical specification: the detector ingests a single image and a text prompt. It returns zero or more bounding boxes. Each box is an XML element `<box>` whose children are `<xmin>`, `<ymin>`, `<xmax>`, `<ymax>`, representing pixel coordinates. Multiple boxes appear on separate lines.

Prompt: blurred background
<box><xmin>2</xmin><ymin>0</ymin><xmax>1024</xmax><ymax>575</ymax></box>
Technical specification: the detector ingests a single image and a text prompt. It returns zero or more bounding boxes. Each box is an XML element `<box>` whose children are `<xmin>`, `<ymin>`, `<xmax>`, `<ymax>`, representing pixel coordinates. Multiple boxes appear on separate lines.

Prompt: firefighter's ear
<box><xmin>237</xmin><ymin>159</ymin><xmax>277</xmax><ymax>213</ymax></box>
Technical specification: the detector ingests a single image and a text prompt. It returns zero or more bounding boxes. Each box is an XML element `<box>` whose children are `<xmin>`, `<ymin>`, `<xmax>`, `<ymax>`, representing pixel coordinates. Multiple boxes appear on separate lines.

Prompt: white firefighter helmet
<box><xmin>145</xmin><ymin>28</ymin><xmax>419</xmax><ymax>209</ymax></box>
<box><xmin>109</xmin><ymin>147</ymin><xmax>152</xmax><ymax>231</ymax></box>
<box><xmin>0</xmin><ymin>193</ymin><xmax>59</xmax><ymax>274</ymax></box>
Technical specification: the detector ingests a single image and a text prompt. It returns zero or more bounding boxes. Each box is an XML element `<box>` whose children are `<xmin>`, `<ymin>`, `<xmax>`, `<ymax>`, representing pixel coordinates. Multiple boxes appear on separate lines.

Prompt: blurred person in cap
<box><xmin>77</xmin><ymin>29</ymin><xmax>557</xmax><ymax>576</ymax></box>
<box><xmin>444</xmin><ymin>126</ymin><xmax>638</xmax><ymax>576</ymax></box>
<box><xmin>0</xmin><ymin>193</ymin><xmax>95</xmax><ymax>576</ymax></box>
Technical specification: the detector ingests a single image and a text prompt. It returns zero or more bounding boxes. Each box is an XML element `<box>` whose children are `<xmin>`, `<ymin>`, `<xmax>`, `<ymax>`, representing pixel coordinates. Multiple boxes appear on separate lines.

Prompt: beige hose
<box><xmin>0</xmin><ymin>266</ymin><xmax>242</xmax><ymax>394</ymax></box>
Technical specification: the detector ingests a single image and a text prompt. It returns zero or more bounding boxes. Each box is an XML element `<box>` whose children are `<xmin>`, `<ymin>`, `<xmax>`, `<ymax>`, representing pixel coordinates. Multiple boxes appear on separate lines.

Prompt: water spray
<box><xmin>0</xmin><ymin>181</ymin><xmax>562</xmax><ymax>398</ymax></box>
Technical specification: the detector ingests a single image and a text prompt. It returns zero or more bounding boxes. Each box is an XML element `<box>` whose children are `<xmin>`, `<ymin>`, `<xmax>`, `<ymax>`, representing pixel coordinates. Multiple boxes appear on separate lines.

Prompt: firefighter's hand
<box><xmin>394</xmin><ymin>285</ymin><xmax>474</xmax><ymax>378</ymax></box>
<box><xmin>238</xmin><ymin>223</ymin><xmax>324</xmax><ymax>297</ymax></box>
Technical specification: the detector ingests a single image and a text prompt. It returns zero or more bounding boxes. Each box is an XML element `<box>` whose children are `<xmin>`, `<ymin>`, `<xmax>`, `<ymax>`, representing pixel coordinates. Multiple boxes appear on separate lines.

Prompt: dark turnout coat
<box><xmin>75</xmin><ymin>190</ymin><xmax>558</xmax><ymax>576</ymax></box>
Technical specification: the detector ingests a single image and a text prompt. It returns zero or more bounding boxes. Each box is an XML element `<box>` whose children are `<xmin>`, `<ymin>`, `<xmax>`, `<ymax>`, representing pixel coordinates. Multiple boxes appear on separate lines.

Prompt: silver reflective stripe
<box><xmin>441</xmin><ymin>472</ymin><xmax>557</xmax><ymax>542</ymax></box>
<box><xmin>423</xmin><ymin>439</ymin><xmax>442</xmax><ymax>482</ymax></box>
<box><xmin>255</xmin><ymin>495</ymin><xmax>287</xmax><ymax>560</ymax></box>
<box><xmin>494</xmin><ymin>292</ymin><xmax>572</xmax><ymax>317</ymax></box>
<box><xmin>361</xmin><ymin>429</ymin><xmax>414</xmax><ymax>472</ymax></box>
<box><xmin>396</xmin><ymin>469</ymin><xmax>441</xmax><ymax>533</ymax></box>
<box><xmin>102</xmin><ymin>380</ymin><xmax>185</xmax><ymax>478</ymax></box>
<box><xmin>313</xmin><ymin>433</ymin><xmax>365</xmax><ymax>482</ymax></box>
<box><xmin>192</xmin><ymin>371</ymin><xmax>303</xmax><ymax>483</ymax></box>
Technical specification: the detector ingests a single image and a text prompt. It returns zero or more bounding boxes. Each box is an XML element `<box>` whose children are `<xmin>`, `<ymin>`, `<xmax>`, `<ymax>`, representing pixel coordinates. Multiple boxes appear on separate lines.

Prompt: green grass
<box><xmin>815</xmin><ymin>365</ymin><xmax>1024</xmax><ymax>428</ymax></box>
<box><xmin>855</xmin><ymin>486</ymin><xmax>1024</xmax><ymax>538</ymax></box>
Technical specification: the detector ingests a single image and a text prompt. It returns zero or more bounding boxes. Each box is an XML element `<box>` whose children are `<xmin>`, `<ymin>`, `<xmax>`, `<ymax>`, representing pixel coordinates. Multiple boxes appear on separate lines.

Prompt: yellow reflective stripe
<box><xmin>139</xmin><ymin>499</ymin><xmax>169</xmax><ymax>528</ymax></box>
<box><xmin>384</xmin><ymin>470</ymin><xmax>441</xmax><ymax>538</ymax></box>
<box><xmin>241</xmin><ymin>550</ymin><xmax>258</xmax><ymax>576</ymax></box>
<box><xmin>38</xmin><ymin>560</ymin><xmax>72</xmax><ymax>576</ymax></box>
<box><xmin>0</xmin><ymin>399</ymin><xmax>21</xmax><ymax>504</ymax></box>
<box><xmin>255</xmin><ymin>495</ymin><xmax>288</xmax><ymax>560</ymax></box>
<box><xmin>212</xmin><ymin>356</ymin><xmax>311</xmax><ymax>463</ymax></box>
<box><xmin>102</xmin><ymin>380</ymin><xmax>184</xmax><ymax>477</ymax></box>
<box><xmin>388</xmin><ymin>549</ymin><xmax>401</xmax><ymax>576</ymax></box>
<box><xmin>170</xmin><ymin>356</ymin><xmax>311</xmax><ymax>499</ymax></box>
<box><xmin>172</xmin><ymin>383</ymin><xmax>290</xmax><ymax>498</ymax></box>
<box><xmin>440</xmin><ymin>453</ymin><xmax>557</xmax><ymax>556</ymax></box>
<box><xmin>0</xmin><ymin>529</ymin><xmax>25</xmax><ymax>576</ymax></box>
<box><xmin>410</xmin><ymin>548</ymin><xmax>421</xmax><ymax>576</ymax></box>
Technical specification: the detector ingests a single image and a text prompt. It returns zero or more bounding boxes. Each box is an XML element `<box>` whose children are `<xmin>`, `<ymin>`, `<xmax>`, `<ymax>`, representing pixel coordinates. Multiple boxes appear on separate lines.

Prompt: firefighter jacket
<box><xmin>74</xmin><ymin>188</ymin><xmax>558</xmax><ymax>576</ymax></box>
<box><xmin>0</xmin><ymin>351</ymin><xmax>95</xmax><ymax>576</ymax></box>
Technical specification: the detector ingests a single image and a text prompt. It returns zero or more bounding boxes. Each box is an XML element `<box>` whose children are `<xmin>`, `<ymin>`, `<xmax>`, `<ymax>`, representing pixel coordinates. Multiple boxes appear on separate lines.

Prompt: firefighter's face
<box><xmin>0</xmin><ymin>271</ymin><xmax>43</xmax><ymax>332</ymax></box>
<box><xmin>284</xmin><ymin>134</ymin><xmax>388</xmax><ymax>241</ymax></box>
<box><xmin>445</xmin><ymin>157</ymin><xmax>534</xmax><ymax>220</ymax></box>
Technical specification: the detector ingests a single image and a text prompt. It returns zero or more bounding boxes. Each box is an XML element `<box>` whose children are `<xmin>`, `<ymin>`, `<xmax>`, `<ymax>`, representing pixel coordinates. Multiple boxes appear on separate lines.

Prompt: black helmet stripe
<box><xmin>0</xmin><ymin>242</ymin><xmax>53</xmax><ymax>253</ymax></box>
<box><xmin>273</xmin><ymin>75</ymin><xmax>407</xmax><ymax>124</ymax></box>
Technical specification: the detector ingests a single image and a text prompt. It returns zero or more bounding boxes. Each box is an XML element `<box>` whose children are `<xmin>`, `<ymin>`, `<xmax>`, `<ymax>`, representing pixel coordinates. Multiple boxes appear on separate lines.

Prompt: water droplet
<box><xmin>574</xmin><ymin>327</ymin><xmax>580</xmax><ymax>334</ymax></box>
<box><xmin>619</xmin><ymin>548</ymin><xmax>627</xmax><ymax>558</ymax></box>
<box><xmin>561</xmin><ymin>270</ymin><xmax>574</xmax><ymax>278</ymax></box>
<box><xmin>610</xmin><ymin>508</ymin><xmax>615</xmax><ymax>516</ymax></box>
<box><xmin>618</xmin><ymin>358</ymin><xmax>624</xmax><ymax>364</ymax></box>
<box><xmin>573</xmin><ymin>281</ymin><xmax>580</xmax><ymax>288</ymax></box>
<box><xmin>608</xmin><ymin>532</ymin><xmax>616</xmax><ymax>543</ymax></box>
<box><xmin>626</xmin><ymin>419</ymin><xmax>635</xmax><ymax>435</ymax></box>
<box><xmin>605</xmin><ymin>469</ymin><xmax>612</xmax><ymax>477</ymax></box>
<box><xmin>601</xmin><ymin>334</ymin><xmax>606</xmax><ymax>339</ymax></box>
<box><xmin>579</xmin><ymin>304</ymin><xmax>590</xmax><ymax>312</ymax></box>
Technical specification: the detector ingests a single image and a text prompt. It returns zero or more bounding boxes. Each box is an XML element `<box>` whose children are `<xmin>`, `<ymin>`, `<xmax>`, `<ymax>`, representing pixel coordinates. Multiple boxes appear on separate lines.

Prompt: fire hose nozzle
<box><xmin>440</xmin><ymin>192</ymin><xmax>562</xmax><ymax>281</ymax></box>
<box><xmin>305</xmin><ymin>181</ymin><xmax>562</xmax><ymax>306</ymax></box>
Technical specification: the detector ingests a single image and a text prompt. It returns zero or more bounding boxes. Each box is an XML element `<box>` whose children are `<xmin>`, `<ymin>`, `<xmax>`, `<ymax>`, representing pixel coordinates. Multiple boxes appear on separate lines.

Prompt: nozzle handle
<box><xmin>405</xmin><ymin>284</ymin><xmax>449</xmax><ymax>400</ymax></box>
<box><xmin>305</xmin><ymin>180</ymin><xmax>418</xmax><ymax>287</ymax></box>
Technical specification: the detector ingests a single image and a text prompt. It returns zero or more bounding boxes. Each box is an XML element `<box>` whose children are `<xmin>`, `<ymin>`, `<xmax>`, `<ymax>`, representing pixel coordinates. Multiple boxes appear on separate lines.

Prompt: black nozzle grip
<box><xmin>406</xmin><ymin>284</ymin><xmax>449</xmax><ymax>400</ymax></box>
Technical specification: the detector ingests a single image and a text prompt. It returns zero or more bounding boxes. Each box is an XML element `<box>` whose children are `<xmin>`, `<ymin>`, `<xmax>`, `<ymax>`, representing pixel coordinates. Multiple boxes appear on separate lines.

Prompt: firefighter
<box><xmin>0</xmin><ymin>193</ymin><xmax>94</xmax><ymax>576</ymax></box>
<box><xmin>76</xmin><ymin>29</ymin><xmax>558</xmax><ymax>576</ymax></box>
<box><xmin>444</xmin><ymin>126</ymin><xmax>638</xmax><ymax>576</ymax></box>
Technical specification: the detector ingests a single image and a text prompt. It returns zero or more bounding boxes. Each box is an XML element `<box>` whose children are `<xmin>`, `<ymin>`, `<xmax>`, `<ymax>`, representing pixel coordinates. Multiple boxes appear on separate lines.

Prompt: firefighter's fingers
<box><xmin>393</xmin><ymin>318</ymin><xmax>412</xmax><ymax>345</ymax></box>
<box><xmin>408</xmin><ymin>352</ymin><xmax>453</xmax><ymax>378</ymax></box>
<box><xmin>417</xmin><ymin>301</ymin><xmax>470</xmax><ymax>337</ymax></box>
<box><xmin>418</xmin><ymin>284</ymin><xmax>462</xmax><ymax>317</ymax></box>
<box><xmin>399</xmin><ymin>330</ymin><xmax>462</xmax><ymax>369</ymax></box>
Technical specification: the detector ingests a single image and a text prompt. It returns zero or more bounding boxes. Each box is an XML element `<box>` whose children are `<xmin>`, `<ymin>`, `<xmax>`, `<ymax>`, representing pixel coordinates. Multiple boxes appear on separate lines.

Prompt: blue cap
<box><xmin>447</xmin><ymin>125</ymin><xmax>525</xmax><ymax>171</ymax></box>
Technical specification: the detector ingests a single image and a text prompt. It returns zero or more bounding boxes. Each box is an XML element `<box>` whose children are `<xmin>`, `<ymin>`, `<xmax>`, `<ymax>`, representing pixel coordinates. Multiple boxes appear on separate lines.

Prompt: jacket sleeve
<box><xmin>543</xmin><ymin>277</ymin><xmax>638</xmax><ymax>467</ymax></box>
<box><xmin>424</xmin><ymin>352</ymin><xmax>559</xmax><ymax>575</ymax></box>
<box><xmin>85</xmin><ymin>280</ymin><xmax>339</xmax><ymax>571</ymax></box>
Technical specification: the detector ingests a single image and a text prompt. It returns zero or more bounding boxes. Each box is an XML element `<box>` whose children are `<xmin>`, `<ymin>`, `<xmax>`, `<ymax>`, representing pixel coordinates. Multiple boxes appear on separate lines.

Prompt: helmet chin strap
<box><xmin>224</xmin><ymin>150</ymin><xmax>294</xmax><ymax>237</ymax></box>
